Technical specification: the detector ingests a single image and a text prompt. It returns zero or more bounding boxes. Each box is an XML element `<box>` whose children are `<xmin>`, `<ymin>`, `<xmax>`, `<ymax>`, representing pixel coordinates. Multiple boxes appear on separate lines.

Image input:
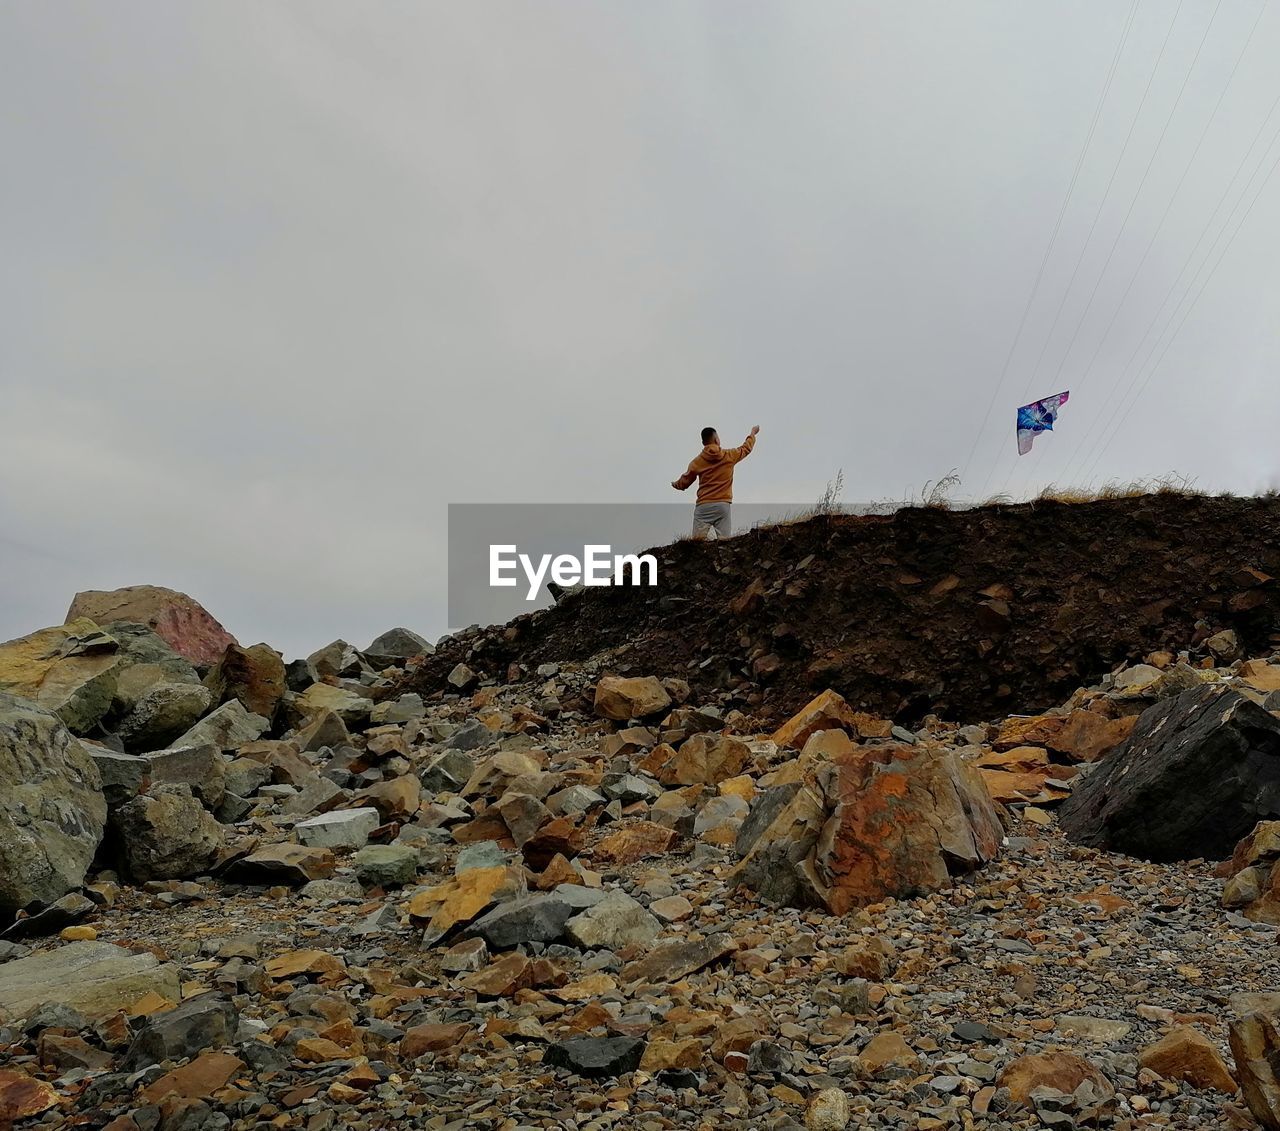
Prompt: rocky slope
<box><xmin>4</xmin><ymin>520</ymin><xmax>1280</xmax><ymax>1130</ymax></box>
<box><xmin>402</xmin><ymin>495</ymin><xmax>1280</xmax><ymax>726</ymax></box>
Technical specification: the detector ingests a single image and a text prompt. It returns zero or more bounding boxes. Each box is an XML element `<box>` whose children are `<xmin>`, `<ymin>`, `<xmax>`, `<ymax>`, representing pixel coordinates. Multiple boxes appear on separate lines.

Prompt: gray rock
<box><xmin>0</xmin><ymin>940</ymin><xmax>181</xmax><ymax>1019</ymax></box>
<box><xmin>1</xmin><ymin>892</ymin><xmax>95</xmax><ymax>939</ymax></box>
<box><xmin>544</xmin><ymin>1036</ymin><xmax>645</xmax><ymax>1078</ymax></box>
<box><xmin>89</xmin><ymin>748</ymin><xmax>151</xmax><ymax>808</ymax></box>
<box><xmin>455</xmin><ymin>841</ymin><xmax>511</xmax><ymax>874</ymax></box>
<box><xmin>299</xmin><ymin>878</ymin><xmax>364</xmax><ymax>902</ymax></box>
<box><xmin>364</xmin><ymin>628</ymin><xmax>434</xmax><ymax>669</ymax></box>
<box><xmin>442</xmin><ymin>719</ymin><xmax>492</xmax><ymax>752</ymax></box>
<box><xmin>307</xmin><ymin>639</ymin><xmax>365</xmax><ymax>681</ymax></box>
<box><xmin>546</xmin><ymin>785</ymin><xmax>607</xmax><ymax>817</ymax></box>
<box><xmin>214</xmin><ymin>792</ymin><xmax>252</xmax><ymax>824</ymax></box>
<box><xmin>353</xmin><ymin>844</ymin><xmax>418</xmax><ymax>887</ymax></box>
<box><xmin>601</xmin><ymin>774</ymin><xmax>662</xmax><ymax>805</ymax></box>
<box><xmin>0</xmin><ymin>692</ymin><xmax>107</xmax><ymax>916</ymax></box>
<box><xmin>112</xmin><ymin>783</ymin><xmax>225</xmax><ymax>881</ymax></box>
<box><xmin>295</xmin><ymin>808</ymin><xmax>381</xmax><ymax>850</ymax></box>
<box><xmin>117</xmin><ymin>682</ymin><xmax>213</xmax><ymax>752</ymax></box>
<box><xmin>123</xmin><ymin>993</ymin><xmax>238</xmax><ymax>1070</ymax></box>
<box><xmin>284</xmin><ymin>658</ymin><xmax>319</xmax><ymax>694</ymax></box>
<box><xmin>224</xmin><ymin>757</ymin><xmax>272</xmax><ymax>799</ymax></box>
<box><xmin>295</xmin><ymin>708</ymin><xmax>350</xmax><ymax>753</ymax></box>
<box><xmin>419</xmin><ymin>748</ymin><xmax>476</xmax><ymax>793</ymax></box>
<box><xmin>149</xmin><ymin>744</ymin><xmax>226</xmax><ymax>808</ymax></box>
<box><xmin>171</xmin><ymin>700</ymin><xmax>269</xmax><ymax>752</ymax></box>
<box><xmin>464</xmin><ymin>893</ymin><xmax>577</xmax><ymax>949</ymax></box>
<box><xmin>564</xmin><ymin>890</ymin><xmax>661</xmax><ymax>950</ymax></box>
<box><xmin>371</xmin><ymin>694</ymin><xmax>427</xmax><ymax>725</ymax></box>
<box><xmin>279</xmin><ymin>776</ymin><xmax>346</xmax><ymax>816</ymax></box>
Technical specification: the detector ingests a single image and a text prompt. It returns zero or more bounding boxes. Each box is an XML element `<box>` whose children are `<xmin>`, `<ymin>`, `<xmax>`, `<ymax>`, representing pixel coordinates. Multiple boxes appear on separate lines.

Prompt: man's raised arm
<box><xmin>725</xmin><ymin>425</ymin><xmax>760</xmax><ymax>464</ymax></box>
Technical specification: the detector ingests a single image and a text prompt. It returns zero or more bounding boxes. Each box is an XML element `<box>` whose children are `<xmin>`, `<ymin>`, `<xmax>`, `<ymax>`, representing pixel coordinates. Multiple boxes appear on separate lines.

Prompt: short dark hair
<box><xmin>701</xmin><ymin>426</ymin><xmax>717</xmax><ymax>445</ymax></box>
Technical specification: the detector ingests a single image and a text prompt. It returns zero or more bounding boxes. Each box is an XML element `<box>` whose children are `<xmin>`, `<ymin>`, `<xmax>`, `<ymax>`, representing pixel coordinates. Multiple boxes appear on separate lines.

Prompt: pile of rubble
<box><xmin>4</xmin><ymin>585</ymin><xmax>1280</xmax><ymax>1129</ymax></box>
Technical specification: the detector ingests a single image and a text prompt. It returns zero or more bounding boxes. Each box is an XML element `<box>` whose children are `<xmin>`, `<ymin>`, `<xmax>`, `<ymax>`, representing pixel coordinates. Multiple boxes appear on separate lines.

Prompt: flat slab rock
<box><xmin>0</xmin><ymin>941</ymin><xmax>180</xmax><ymax>1020</ymax></box>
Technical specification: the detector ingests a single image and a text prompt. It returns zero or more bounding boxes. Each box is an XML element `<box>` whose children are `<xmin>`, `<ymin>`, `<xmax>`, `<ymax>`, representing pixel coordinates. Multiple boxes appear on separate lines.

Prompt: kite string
<box><xmin>958</xmin><ymin>0</ymin><xmax>1140</xmax><ymax>494</ymax></box>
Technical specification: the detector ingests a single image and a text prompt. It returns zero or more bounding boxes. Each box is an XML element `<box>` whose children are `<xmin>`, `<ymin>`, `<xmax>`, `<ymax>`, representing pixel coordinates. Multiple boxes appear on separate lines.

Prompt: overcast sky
<box><xmin>3</xmin><ymin>2</ymin><xmax>1279</xmax><ymax>658</ymax></box>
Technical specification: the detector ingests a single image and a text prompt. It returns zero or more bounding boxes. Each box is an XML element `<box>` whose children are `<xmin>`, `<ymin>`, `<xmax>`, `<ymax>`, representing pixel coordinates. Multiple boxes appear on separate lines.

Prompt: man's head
<box><xmin>701</xmin><ymin>426</ymin><xmax>718</xmax><ymax>446</ymax></box>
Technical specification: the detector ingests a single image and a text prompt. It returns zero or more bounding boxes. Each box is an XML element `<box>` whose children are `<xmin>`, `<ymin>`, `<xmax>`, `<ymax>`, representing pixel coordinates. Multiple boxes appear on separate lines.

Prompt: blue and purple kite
<box><xmin>1016</xmin><ymin>390</ymin><xmax>1070</xmax><ymax>455</ymax></box>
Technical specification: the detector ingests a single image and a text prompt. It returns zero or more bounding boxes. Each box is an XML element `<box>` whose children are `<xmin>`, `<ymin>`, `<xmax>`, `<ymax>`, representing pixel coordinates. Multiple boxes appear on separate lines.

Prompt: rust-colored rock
<box><xmin>140</xmin><ymin>1051</ymin><xmax>244</xmax><ymax>1103</ymax></box>
<box><xmin>593</xmin><ymin>821</ymin><xmax>678</xmax><ymax>866</ymax></box>
<box><xmin>593</xmin><ymin>676</ymin><xmax>672</xmax><ymax>721</ymax></box>
<box><xmin>1139</xmin><ymin>1026</ymin><xmax>1236</xmax><ymax>1093</ymax></box>
<box><xmin>67</xmin><ymin>586</ymin><xmax>237</xmax><ymax>669</ymax></box>
<box><xmin>735</xmin><ymin>743</ymin><xmax>1002</xmax><ymax>913</ymax></box>
<box><xmin>0</xmin><ymin>1068</ymin><xmax>60</xmax><ymax>1121</ymax></box>
<box><xmin>772</xmin><ymin>689</ymin><xmax>873</xmax><ymax>750</ymax></box>
<box><xmin>408</xmin><ymin>865</ymin><xmax>526</xmax><ymax>943</ymax></box>
<box><xmin>640</xmin><ymin>733</ymin><xmax>751</xmax><ymax>786</ymax></box>
<box><xmin>401</xmin><ymin>1022</ymin><xmax>471</xmax><ymax>1058</ymax></box>
<box><xmin>997</xmin><ymin>1050</ymin><xmax>1113</xmax><ymax>1108</ymax></box>
<box><xmin>458</xmin><ymin>953</ymin><xmax>532</xmax><ymax>998</ymax></box>
<box><xmin>1231</xmin><ymin>1011</ymin><xmax>1280</xmax><ymax>1129</ymax></box>
<box><xmin>205</xmin><ymin>643</ymin><xmax>286</xmax><ymax>719</ymax></box>
<box><xmin>1047</xmin><ymin>710</ymin><xmax>1137</xmax><ymax>763</ymax></box>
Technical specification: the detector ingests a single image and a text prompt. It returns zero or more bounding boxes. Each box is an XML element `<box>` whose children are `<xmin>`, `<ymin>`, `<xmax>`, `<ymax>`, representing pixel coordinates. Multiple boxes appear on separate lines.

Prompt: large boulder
<box><xmin>0</xmin><ymin>693</ymin><xmax>106</xmax><ymax>916</ymax></box>
<box><xmin>105</xmin><ymin>622</ymin><xmax>203</xmax><ymax>709</ymax></box>
<box><xmin>204</xmin><ymin>643</ymin><xmax>286</xmax><ymax>721</ymax></box>
<box><xmin>170</xmin><ymin>699</ymin><xmax>269</xmax><ymax>751</ymax></box>
<box><xmin>1231</xmin><ymin>1011</ymin><xmax>1280</xmax><ymax>1130</ymax></box>
<box><xmin>0</xmin><ymin>941</ymin><xmax>181</xmax><ymax>1020</ymax></box>
<box><xmin>732</xmin><ymin>743</ymin><xmax>1002</xmax><ymax>912</ymax></box>
<box><xmin>364</xmin><ymin>628</ymin><xmax>434</xmax><ymax>670</ymax></box>
<box><xmin>0</xmin><ymin>619</ymin><xmax>121</xmax><ymax>734</ymax></box>
<box><xmin>1060</xmin><ymin>685</ymin><xmax>1280</xmax><ymax>862</ymax></box>
<box><xmin>111</xmin><ymin>784</ymin><xmax>225</xmax><ymax>881</ymax></box>
<box><xmin>116</xmin><ymin>682</ymin><xmax>213</xmax><ymax>751</ymax></box>
<box><xmin>67</xmin><ymin>586</ymin><xmax>237</xmax><ymax>669</ymax></box>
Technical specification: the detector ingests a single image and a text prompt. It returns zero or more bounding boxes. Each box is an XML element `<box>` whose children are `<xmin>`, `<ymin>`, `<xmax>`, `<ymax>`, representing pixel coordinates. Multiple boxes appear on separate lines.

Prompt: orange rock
<box><xmin>641</xmin><ymin>1038</ymin><xmax>704</xmax><ymax>1071</ymax></box>
<box><xmin>351</xmin><ymin>777</ymin><xmax>420</xmax><ymax>822</ymax></box>
<box><xmin>521</xmin><ymin>817</ymin><xmax>585</xmax><ymax>871</ymax></box>
<box><xmin>998</xmin><ymin>1051</ymin><xmax>1113</xmax><ymax>1107</ymax></box>
<box><xmin>992</xmin><ymin>715</ymin><xmax>1066</xmax><ymax>752</ymax></box>
<box><xmin>401</xmin><ymin>1021</ymin><xmax>473</xmax><ymax>1059</ymax></box>
<box><xmin>140</xmin><ymin>1052</ymin><xmax>244</xmax><ymax>1103</ymax></box>
<box><xmin>1047</xmin><ymin>710</ymin><xmax>1137</xmax><ymax>763</ymax></box>
<box><xmin>0</xmin><ymin>1069</ymin><xmax>59</xmax><ymax>1121</ymax></box>
<box><xmin>458</xmin><ymin>954</ymin><xmax>532</xmax><ymax>998</ymax></box>
<box><xmin>857</xmin><ymin>1032</ymin><xmax>919</xmax><ymax>1076</ymax></box>
<box><xmin>1139</xmin><ymin>1026</ymin><xmax>1236</xmax><ymax>1093</ymax></box>
<box><xmin>593</xmin><ymin>821</ymin><xmax>678</xmax><ymax>866</ymax></box>
<box><xmin>265</xmin><ymin>949</ymin><xmax>348</xmax><ymax>983</ymax></box>
<box><xmin>593</xmin><ymin>676</ymin><xmax>672</xmax><ymax>721</ymax></box>
<box><xmin>407</xmin><ymin>865</ymin><xmax>525</xmax><ymax>941</ymax></box>
<box><xmin>979</xmin><ymin>767</ymin><xmax>1071</xmax><ymax>805</ymax></box>
<box><xmin>975</xmin><ymin>745</ymin><xmax>1049</xmax><ymax>772</ymax></box>
<box><xmin>1241</xmin><ymin>660</ymin><xmax>1280</xmax><ymax>693</ymax></box>
<box><xmin>719</xmin><ymin>775</ymin><xmax>756</xmax><ymax>802</ymax></box>
<box><xmin>772</xmin><ymin>689</ymin><xmax>867</xmax><ymax>749</ymax></box>
<box><xmin>531</xmin><ymin>853</ymin><xmax>582</xmax><ymax>890</ymax></box>
<box><xmin>295</xmin><ymin>1038</ymin><xmax>349</xmax><ymax>1063</ymax></box>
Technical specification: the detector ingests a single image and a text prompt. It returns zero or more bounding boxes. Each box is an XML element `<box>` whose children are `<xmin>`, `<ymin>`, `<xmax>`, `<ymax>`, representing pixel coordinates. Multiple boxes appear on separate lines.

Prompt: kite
<box><xmin>1016</xmin><ymin>390</ymin><xmax>1070</xmax><ymax>455</ymax></box>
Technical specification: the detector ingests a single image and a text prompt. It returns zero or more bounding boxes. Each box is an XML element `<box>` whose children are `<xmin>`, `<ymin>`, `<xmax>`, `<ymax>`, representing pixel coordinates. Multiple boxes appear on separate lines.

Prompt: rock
<box><xmin>1231</xmin><ymin>1011</ymin><xmax>1280</xmax><ymax>1129</ymax></box>
<box><xmin>409</xmin><ymin>865</ymin><xmax>527</xmax><ymax>945</ymax></box>
<box><xmin>1061</xmin><ymin>685</ymin><xmax>1280</xmax><ymax>861</ymax></box>
<box><xmin>352</xmin><ymin>844</ymin><xmax>418</xmax><ymax>887</ymax></box>
<box><xmin>148</xmin><ymin>744</ymin><xmax>226</xmax><ymax>807</ymax></box>
<box><xmin>544</xmin><ymin>1036</ymin><xmax>646</xmax><ymax>1078</ymax></box>
<box><xmin>204</xmin><ymin>643</ymin><xmax>286</xmax><ymax>720</ymax></box>
<box><xmin>3</xmin><ymin>892</ymin><xmax>95</xmax><ymax>939</ymax></box>
<box><xmin>447</xmin><ymin>663</ymin><xmax>479</xmax><ymax>691</ymax></box>
<box><xmin>856</xmin><ymin>1032</ymin><xmax>920</xmax><ymax>1078</ymax></box>
<box><xmin>371</xmin><ymin>693</ymin><xmax>427</xmax><ymax>725</ymax></box>
<box><xmin>61</xmin><ymin>588</ymin><xmax>229</xmax><ymax>676</ymax></box>
<box><xmin>622</xmin><ymin>934</ymin><xmax>735</xmax><ymax>984</ymax></box>
<box><xmin>296</xmin><ymin>683</ymin><xmax>373</xmax><ymax>725</ymax></box>
<box><xmin>564</xmin><ymin>891</ymin><xmax>660</xmax><ymax>950</ymax></box>
<box><xmin>280</xmin><ymin>776</ymin><xmax>346</xmax><ymax>817</ymax></box>
<box><xmin>1054</xmin><ymin>1015</ymin><xmax>1132</xmax><ymax>1043</ymax></box>
<box><xmin>295</xmin><ymin>808</ymin><xmax>380</xmax><ymax>850</ymax></box>
<box><xmin>0</xmin><ymin>940</ymin><xmax>181</xmax><ymax>1018</ymax></box>
<box><xmin>640</xmin><ymin>733</ymin><xmax>752</xmax><ymax>786</ymax></box>
<box><xmin>593</xmin><ymin>822</ymin><xmax>679</xmax><ymax>866</ymax></box>
<box><xmin>171</xmin><ymin>700</ymin><xmax>269</xmax><ymax>752</ymax></box>
<box><xmin>401</xmin><ymin>1021</ymin><xmax>470</xmax><ymax>1059</ymax></box>
<box><xmin>364</xmin><ymin>628</ymin><xmax>434</xmax><ymax>669</ymax></box>
<box><xmin>1139</xmin><ymin>1026</ymin><xmax>1236</xmax><ymax>1093</ymax></box>
<box><xmin>89</xmin><ymin>748</ymin><xmax>150</xmax><ymax>808</ymax></box>
<box><xmin>772</xmin><ymin>688</ymin><xmax>886</xmax><ymax>748</ymax></box>
<box><xmin>733</xmin><ymin>744</ymin><xmax>1002</xmax><ymax>911</ymax></box>
<box><xmin>458</xmin><ymin>952</ymin><xmax>532</xmax><ymax>997</ymax></box>
<box><xmin>465</xmin><ymin>893</ymin><xmax>578</xmax><ymax>949</ymax></box>
<box><xmin>308</xmin><ymin>639</ymin><xmax>367</xmax><ymax>680</ymax></box>
<box><xmin>806</xmin><ymin>1087</ymin><xmax>851</xmax><ymax>1130</ymax></box>
<box><xmin>593</xmin><ymin>676</ymin><xmax>672</xmax><ymax>721</ymax></box>
<box><xmin>0</xmin><ymin>693</ymin><xmax>107</xmax><ymax>915</ymax></box>
<box><xmin>295</xmin><ymin>709</ymin><xmax>350</xmax><ymax>753</ymax></box>
<box><xmin>0</xmin><ymin>618</ymin><xmax>122</xmax><ymax>733</ymax></box>
<box><xmin>998</xmin><ymin>1051</ymin><xmax>1114</xmax><ymax>1109</ymax></box>
<box><xmin>123</xmin><ymin>994</ymin><xmax>238</xmax><ymax>1071</ymax></box>
<box><xmin>1047</xmin><ymin>709</ymin><xmax>1138</xmax><ymax>764</ymax></box>
<box><xmin>0</xmin><ymin>1068</ymin><xmax>59</xmax><ymax>1121</ymax></box>
<box><xmin>229</xmin><ymin>843</ymin><xmax>336</xmax><ymax>885</ymax></box>
<box><xmin>495</xmin><ymin>791</ymin><xmax>551</xmax><ymax>847</ymax></box>
<box><xmin>223</xmin><ymin>757</ymin><xmax>272</xmax><ymax>799</ymax></box>
<box><xmin>419</xmin><ymin>749</ymin><xmax>475</xmax><ymax>794</ymax></box>
<box><xmin>117</xmin><ymin>683</ymin><xmax>214</xmax><ymax>751</ymax></box>
<box><xmin>444</xmin><ymin>719</ymin><xmax>496</xmax><ymax>752</ymax></box>
<box><xmin>113</xmin><ymin>784</ymin><xmax>225</xmax><ymax>881</ymax></box>
<box><xmin>441</xmin><ymin>938</ymin><xmax>489</xmax><ymax>973</ymax></box>
<box><xmin>140</xmin><ymin>1049</ymin><xmax>243</xmax><ymax>1104</ymax></box>
<box><xmin>351</xmin><ymin>776</ymin><xmax>421</xmax><ymax>823</ymax></box>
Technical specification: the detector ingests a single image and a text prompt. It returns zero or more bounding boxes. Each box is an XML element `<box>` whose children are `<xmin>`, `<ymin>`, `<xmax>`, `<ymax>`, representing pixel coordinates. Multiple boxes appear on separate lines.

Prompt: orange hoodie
<box><xmin>673</xmin><ymin>434</ymin><xmax>756</xmax><ymax>504</ymax></box>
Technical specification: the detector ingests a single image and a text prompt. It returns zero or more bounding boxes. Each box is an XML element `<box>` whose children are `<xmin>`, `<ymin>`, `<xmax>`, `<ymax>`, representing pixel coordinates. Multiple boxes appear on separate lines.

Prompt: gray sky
<box><xmin>3</xmin><ymin>1</ymin><xmax>1279</xmax><ymax>658</ymax></box>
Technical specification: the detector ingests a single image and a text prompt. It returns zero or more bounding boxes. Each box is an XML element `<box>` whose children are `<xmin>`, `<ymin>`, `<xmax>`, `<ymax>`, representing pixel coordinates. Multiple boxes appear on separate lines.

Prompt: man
<box><xmin>672</xmin><ymin>425</ymin><xmax>759</xmax><ymax>538</ymax></box>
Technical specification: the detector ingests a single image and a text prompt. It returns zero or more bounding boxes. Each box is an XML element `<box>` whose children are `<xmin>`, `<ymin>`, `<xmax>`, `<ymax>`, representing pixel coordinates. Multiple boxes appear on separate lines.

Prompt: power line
<box><xmin>1057</xmin><ymin>0</ymin><xmax>1269</xmax><ymax>485</ymax></box>
<box><xmin>978</xmin><ymin>0</ymin><xmax>1187</xmax><ymax>499</ymax></box>
<box><xmin>1078</xmin><ymin>127</ymin><xmax>1280</xmax><ymax>483</ymax></box>
<box><xmin>957</xmin><ymin>0</ymin><xmax>1140</xmax><ymax>491</ymax></box>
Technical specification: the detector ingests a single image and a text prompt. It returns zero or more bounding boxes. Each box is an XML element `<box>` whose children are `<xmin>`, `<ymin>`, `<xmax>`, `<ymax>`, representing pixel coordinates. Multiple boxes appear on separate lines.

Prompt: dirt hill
<box><xmin>405</xmin><ymin>494</ymin><xmax>1280</xmax><ymax>724</ymax></box>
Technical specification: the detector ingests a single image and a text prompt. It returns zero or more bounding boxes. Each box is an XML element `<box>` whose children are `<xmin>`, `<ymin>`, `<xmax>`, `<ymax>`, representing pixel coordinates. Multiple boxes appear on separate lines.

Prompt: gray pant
<box><xmin>692</xmin><ymin>502</ymin><xmax>731</xmax><ymax>539</ymax></box>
